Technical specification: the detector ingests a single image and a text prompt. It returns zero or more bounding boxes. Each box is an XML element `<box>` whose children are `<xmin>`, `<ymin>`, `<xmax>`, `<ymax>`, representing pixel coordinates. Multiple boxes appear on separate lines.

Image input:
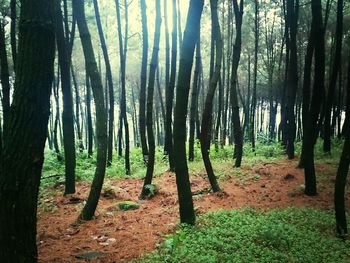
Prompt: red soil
<box><xmin>37</xmin><ymin>159</ymin><xmax>348</xmax><ymax>262</ymax></box>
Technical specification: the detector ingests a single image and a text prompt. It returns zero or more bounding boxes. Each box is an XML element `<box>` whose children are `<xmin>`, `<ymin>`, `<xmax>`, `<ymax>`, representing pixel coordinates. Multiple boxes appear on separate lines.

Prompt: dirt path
<box><xmin>37</xmin><ymin>159</ymin><xmax>348</xmax><ymax>262</ymax></box>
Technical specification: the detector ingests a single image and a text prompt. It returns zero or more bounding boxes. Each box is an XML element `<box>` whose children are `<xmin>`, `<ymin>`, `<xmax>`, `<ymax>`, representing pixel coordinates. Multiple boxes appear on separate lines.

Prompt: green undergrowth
<box><xmin>138</xmin><ymin>207</ymin><xmax>350</xmax><ymax>263</ymax></box>
<box><xmin>41</xmin><ymin>139</ymin><xmax>343</xmax><ymax>186</ymax></box>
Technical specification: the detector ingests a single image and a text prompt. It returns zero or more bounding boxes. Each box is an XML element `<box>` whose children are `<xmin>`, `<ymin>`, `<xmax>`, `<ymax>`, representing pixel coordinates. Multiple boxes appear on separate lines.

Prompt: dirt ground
<box><xmin>37</xmin><ymin>159</ymin><xmax>349</xmax><ymax>262</ymax></box>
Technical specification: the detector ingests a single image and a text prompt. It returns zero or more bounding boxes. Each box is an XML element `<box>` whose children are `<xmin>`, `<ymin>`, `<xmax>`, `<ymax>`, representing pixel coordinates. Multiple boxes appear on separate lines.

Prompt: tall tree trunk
<box><xmin>189</xmin><ymin>36</ymin><xmax>201</xmax><ymax>161</ymax></box>
<box><xmin>303</xmin><ymin>0</ymin><xmax>325</xmax><ymax>196</ymax></box>
<box><xmin>341</xmin><ymin>52</ymin><xmax>350</xmax><ymax>136</ymax></box>
<box><xmin>164</xmin><ymin>0</ymin><xmax>178</xmax><ymax>171</ymax></box>
<box><xmin>74</xmin><ymin>0</ymin><xmax>108</xmax><ymax>220</ymax></box>
<box><xmin>230</xmin><ymin>0</ymin><xmax>244</xmax><ymax>168</ymax></box>
<box><xmin>53</xmin><ymin>74</ymin><xmax>62</xmax><ymax>161</ymax></box>
<box><xmin>139</xmin><ymin>0</ymin><xmax>149</xmax><ymax>163</ymax></box>
<box><xmin>72</xmin><ymin>67</ymin><xmax>84</xmax><ymax>152</ymax></box>
<box><xmin>334</xmin><ymin>88</ymin><xmax>350</xmax><ymax>237</ymax></box>
<box><xmin>200</xmin><ymin>0</ymin><xmax>222</xmax><ymax>192</ymax></box>
<box><xmin>285</xmin><ymin>0</ymin><xmax>299</xmax><ymax>159</ymax></box>
<box><xmin>93</xmin><ymin>0</ymin><xmax>115</xmax><ymax>165</ymax></box>
<box><xmin>140</xmin><ymin>0</ymin><xmax>161</xmax><ymax>199</ymax></box>
<box><xmin>323</xmin><ymin>0</ymin><xmax>343</xmax><ymax>153</ymax></box>
<box><xmin>86</xmin><ymin>73</ymin><xmax>93</xmax><ymax>157</ymax></box>
<box><xmin>10</xmin><ymin>0</ymin><xmax>16</xmax><ymax>68</ymax></box>
<box><xmin>251</xmin><ymin>0</ymin><xmax>259</xmax><ymax>151</ymax></box>
<box><xmin>0</xmin><ymin>21</ymin><xmax>10</xmax><ymax>141</ymax></box>
<box><xmin>298</xmin><ymin>20</ymin><xmax>315</xmax><ymax>168</ymax></box>
<box><xmin>55</xmin><ymin>0</ymin><xmax>76</xmax><ymax>195</ymax></box>
<box><xmin>173</xmin><ymin>0</ymin><xmax>203</xmax><ymax>225</ymax></box>
<box><xmin>115</xmin><ymin>0</ymin><xmax>130</xmax><ymax>174</ymax></box>
<box><xmin>0</xmin><ymin>1</ymin><xmax>55</xmax><ymax>260</ymax></box>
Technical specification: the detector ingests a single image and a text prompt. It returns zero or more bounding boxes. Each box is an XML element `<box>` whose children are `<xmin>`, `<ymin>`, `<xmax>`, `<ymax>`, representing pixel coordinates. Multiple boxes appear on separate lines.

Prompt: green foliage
<box><xmin>139</xmin><ymin>208</ymin><xmax>350</xmax><ymax>263</ymax></box>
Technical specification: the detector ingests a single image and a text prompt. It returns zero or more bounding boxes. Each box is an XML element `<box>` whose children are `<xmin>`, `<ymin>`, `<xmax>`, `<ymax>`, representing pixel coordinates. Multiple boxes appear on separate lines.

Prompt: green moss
<box><xmin>117</xmin><ymin>200</ymin><xmax>140</xmax><ymax>211</ymax></box>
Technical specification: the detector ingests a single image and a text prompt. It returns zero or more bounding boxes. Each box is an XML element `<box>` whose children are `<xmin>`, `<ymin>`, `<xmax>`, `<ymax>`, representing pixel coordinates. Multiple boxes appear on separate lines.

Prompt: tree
<box><xmin>200</xmin><ymin>0</ymin><xmax>222</xmax><ymax>192</ymax></box>
<box><xmin>189</xmin><ymin>37</ymin><xmax>201</xmax><ymax>162</ymax></box>
<box><xmin>250</xmin><ymin>0</ymin><xmax>259</xmax><ymax>151</ymax></box>
<box><xmin>115</xmin><ymin>0</ymin><xmax>131</xmax><ymax>174</ymax></box>
<box><xmin>164</xmin><ymin>0</ymin><xmax>178</xmax><ymax>171</ymax></box>
<box><xmin>93</xmin><ymin>0</ymin><xmax>115</xmax><ymax>165</ymax></box>
<box><xmin>230</xmin><ymin>0</ymin><xmax>244</xmax><ymax>168</ymax></box>
<box><xmin>173</xmin><ymin>0</ymin><xmax>204</xmax><ymax>225</ymax></box>
<box><xmin>323</xmin><ymin>0</ymin><xmax>343</xmax><ymax>153</ymax></box>
<box><xmin>334</xmin><ymin>49</ymin><xmax>350</xmax><ymax>237</ymax></box>
<box><xmin>0</xmin><ymin>1</ymin><xmax>55</xmax><ymax>260</ymax></box>
<box><xmin>55</xmin><ymin>0</ymin><xmax>76</xmax><ymax>195</ymax></box>
<box><xmin>0</xmin><ymin>18</ymin><xmax>10</xmax><ymax>141</ymax></box>
<box><xmin>139</xmin><ymin>0</ymin><xmax>149</xmax><ymax>163</ymax></box>
<box><xmin>73</xmin><ymin>0</ymin><xmax>108</xmax><ymax>220</ymax></box>
<box><xmin>303</xmin><ymin>0</ymin><xmax>325</xmax><ymax>196</ymax></box>
<box><xmin>285</xmin><ymin>0</ymin><xmax>299</xmax><ymax>159</ymax></box>
<box><xmin>140</xmin><ymin>0</ymin><xmax>161</xmax><ymax>199</ymax></box>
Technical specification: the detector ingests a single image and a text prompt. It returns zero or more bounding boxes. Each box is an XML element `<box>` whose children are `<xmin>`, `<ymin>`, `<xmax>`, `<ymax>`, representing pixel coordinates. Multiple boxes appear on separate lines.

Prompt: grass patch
<box><xmin>139</xmin><ymin>207</ymin><xmax>350</xmax><ymax>263</ymax></box>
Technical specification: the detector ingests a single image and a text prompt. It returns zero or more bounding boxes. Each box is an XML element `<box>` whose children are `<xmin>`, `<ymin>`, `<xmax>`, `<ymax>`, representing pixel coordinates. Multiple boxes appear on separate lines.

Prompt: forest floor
<box><xmin>37</xmin><ymin>157</ymin><xmax>348</xmax><ymax>262</ymax></box>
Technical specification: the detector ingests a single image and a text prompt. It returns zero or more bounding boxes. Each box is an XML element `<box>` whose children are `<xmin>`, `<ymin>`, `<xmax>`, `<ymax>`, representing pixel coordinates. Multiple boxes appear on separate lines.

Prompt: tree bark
<box><xmin>0</xmin><ymin>21</ymin><xmax>10</xmax><ymax>141</ymax></box>
<box><xmin>285</xmin><ymin>0</ymin><xmax>299</xmax><ymax>159</ymax></box>
<box><xmin>303</xmin><ymin>0</ymin><xmax>325</xmax><ymax>196</ymax></box>
<box><xmin>189</xmin><ymin>37</ymin><xmax>201</xmax><ymax>161</ymax></box>
<box><xmin>140</xmin><ymin>0</ymin><xmax>161</xmax><ymax>199</ymax></box>
<box><xmin>200</xmin><ymin>0</ymin><xmax>222</xmax><ymax>192</ymax></box>
<box><xmin>74</xmin><ymin>0</ymin><xmax>108</xmax><ymax>220</ymax></box>
<box><xmin>173</xmin><ymin>0</ymin><xmax>204</xmax><ymax>225</ymax></box>
<box><xmin>55</xmin><ymin>0</ymin><xmax>76</xmax><ymax>195</ymax></box>
<box><xmin>164</xmin><ymin>0</ymin><xmax>178</xmax><ymax>171</ymax></box>
<box><xmin>93</xmin><ymin>0</ymin><xmax>115</xmax><ymax>165</ymax></box>
<box><xmin>0</xmin><ymin>1</ymin><xmax>55</xmax><ymax>260</ymax></box>
<box><xmin>323</xmin><ymin>0</ymin><xmax>343</xmax><ymax>153</ymax></box>
<box><xmin>230</xmin><ymin>0</ymin><xmax>244</xmax><ymax>168</ymax></box>
<box><xmin>115</xmin><ymin>0</ymin><xmax>131</xmax><ymax>174</ymax></box>
<box><xmin>139</xmin><ymin>0</ymin><xmax>149</xmax><ymax>163</ymax></box>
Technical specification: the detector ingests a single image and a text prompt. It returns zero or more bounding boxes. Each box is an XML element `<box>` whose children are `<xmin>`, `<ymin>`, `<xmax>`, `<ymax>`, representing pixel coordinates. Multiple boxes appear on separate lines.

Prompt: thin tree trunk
<box><xmin>55</xmin><ymin>0</ymin><xmax>76</xmax><ymax>195</ymax></box>
<box><xmin>189</xmin><ymin>37</ymin><xmax>201</xmax><ymax>161</ymax></box>
<box><xmin>74</xmin><ymin>0</ymin><xmax>108</xmax><ymax>220</ymax></box>
<box><xmin>93</xmin><ymin>0</ymin><xmax>115</xmax><ymax>165</ymax></box>
<box><xmin>251</xmin><ymin>0</ymin><xmax>259</xmax><ymax>151</ymax></box>
<box><xmin>285</xmin><ymin>0</ymin><xmax>299</xmax><ymax>159</ymax></box>
<box><xmin>323</xmin><ymin>0</ymin><xmax>343</xmax><ymax>153</ymax></box>
<box><xmin>230</xmin><ymin>0</ymin><xmax>244</xmax><ymax>168</ymax></box>
<box><xmin>139</xmin><ymin>0</ymin><xmax>148</xmax><ymax>163</ymax></box>
<box><xmin>140</xmin><ymin>0</ymin><xmax>161</xmax><ymax>200</ymax></box>
<box><xmin>10</xmin><ymin>0</ymin><xmax>16</xmax><ymax>69</ymax></box>
<box><xmin>164</xmin><ymin>0</ymin><xmax>178</xmax><ymax>171</ymax></box>
<box><xmin>0</xmin><ymin>22</ymin><xmax>10</xmax><ymax>141</ymax></box>
<box><xmin>86</xmin><ymin>73</ymin><xmax>93</xmax><ymax>157</ymax></box>
<box><xmin>200</xmin><ymin>0</ymin><xmax>222</xmax><ymax>192</ymax></box>
<box><xmin>115</xmin><ymin>0</ymin><xmax>131</xmax><ymax>174</ymax></box>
